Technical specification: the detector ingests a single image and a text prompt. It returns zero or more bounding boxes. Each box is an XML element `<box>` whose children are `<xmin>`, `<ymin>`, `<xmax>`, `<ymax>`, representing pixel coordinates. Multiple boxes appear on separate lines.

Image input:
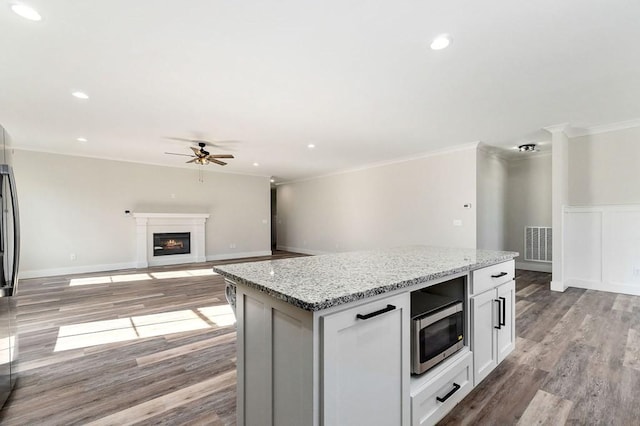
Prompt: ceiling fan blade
<box><xmin>166</xmin><ymin>137</ymin><xmax>197</xmax><ymax>143</ymax></box>
<box><xmin>186</xmin><ymin>158</ymin><xmax>199</xmax><ymax>164</ymax></box>
<box><xmin>207</xmin><ymin>154</ymin><xmax>234</xmax><ymax>159</ymax></box>
<box><xmin>190</xmin><ymin>146</ymin><xmax>202</xmax><ymax>156</ymax></box>
<box><xmin>165</xmin><ymin>152</ymin><xmax>195</xmax><ymax>157</ymax></box>
<box><xmin>208</xmin><ymin>139</ymin><xmax>240</xmax><ymax>147</ymax></box>
<box><xmin>210</xmin><ymin>159</ymin><xmax>227</xmax><ymax>166</ymax></box>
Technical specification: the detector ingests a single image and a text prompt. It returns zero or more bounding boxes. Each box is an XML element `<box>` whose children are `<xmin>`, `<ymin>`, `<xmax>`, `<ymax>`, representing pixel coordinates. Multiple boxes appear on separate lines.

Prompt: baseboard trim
<box><xmin>206</xmin><ymin>251</ymin><xmax>272</xmax><ymax>261</ymax></box>
<box><xmin>515</xmin><ymin>261</ymin><xmax>552</xmax><ymax>273</ymax></box>
<box><xmin>19</xmin><ymin>251</ymin><xmax>274</xmax><ymax>279</ymax></box>
<box><xmin>565</xmin><ymin>278</ymin><xmax>640</xmax><ymax>296</ymax></box>
<box><xmin>19</xmin><ymin>262</ymin><xmax>139</xmax><ymax>279</ymax></box>
<box><xmin>550</xmin><ymin>280</ymin><xmax>566</xmax><ymax>292</ymax></box>
<box><xmin>276</xmin><ymin>245</ymin><xmax>328</xmax><ymax>256</ymax></box>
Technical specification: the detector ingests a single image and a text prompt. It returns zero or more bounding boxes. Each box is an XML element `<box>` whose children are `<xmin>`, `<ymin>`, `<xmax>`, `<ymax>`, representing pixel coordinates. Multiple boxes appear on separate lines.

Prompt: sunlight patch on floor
<box><xmin>198</xmin><ymin>305</ymin><xmax>236</xmax><ymax>327</ymax></box>
<box><xmin>53</xmin><ymin>308</ymin><xmax>219</xmax><ymax>352</ymax></box>
<box><xmin>69</xmin><ymin>273</ymin><xmax>152</xmax><ymax>286</ymax></box>
<box><xmin>69</xmin><ymin>269</ymin><xmax>217</xmax><ymax>286</ymax></box>
<box><xmin>150</xmin><ymin>269</ymin><xmax>217</xmax><ymax>279</ymax></box>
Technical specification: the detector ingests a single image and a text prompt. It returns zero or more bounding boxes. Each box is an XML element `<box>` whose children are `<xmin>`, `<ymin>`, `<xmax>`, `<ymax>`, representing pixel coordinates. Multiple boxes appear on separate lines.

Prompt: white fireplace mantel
<box><xmin>132</xmin><ymin>212</ymin><xmax>210</xmax><ymax>268</ymax></box>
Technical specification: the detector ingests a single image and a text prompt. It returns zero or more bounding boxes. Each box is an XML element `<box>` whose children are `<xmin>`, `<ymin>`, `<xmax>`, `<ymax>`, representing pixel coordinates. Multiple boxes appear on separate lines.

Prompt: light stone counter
<box><xmin>213</xmin><ymin>246</ymin><xmax>518</xmax><ymax>311</ymax></box>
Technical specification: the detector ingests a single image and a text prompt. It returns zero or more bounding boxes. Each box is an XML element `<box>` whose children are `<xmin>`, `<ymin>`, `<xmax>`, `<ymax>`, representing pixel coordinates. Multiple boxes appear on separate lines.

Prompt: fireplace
<box><xmin>153</xmin><ymin>232</ymin><xmax>191</xmax><ymax>256</ymax></box>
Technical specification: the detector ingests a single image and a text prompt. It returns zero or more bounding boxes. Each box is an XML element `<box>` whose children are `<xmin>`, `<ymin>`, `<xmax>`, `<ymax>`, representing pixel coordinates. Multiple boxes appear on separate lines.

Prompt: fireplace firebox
<box><xmin>153</xmin><ymin>232</ymin><xmax>191</xmax><ymax>256</ymax></box>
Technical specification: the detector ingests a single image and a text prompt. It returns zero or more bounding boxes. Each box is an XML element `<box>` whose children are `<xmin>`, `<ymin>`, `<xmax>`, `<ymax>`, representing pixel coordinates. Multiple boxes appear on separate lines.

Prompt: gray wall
<box><xmin>276</xmin><ymin>146</ymin><xmax>478</xmax><ymax>253</ymax></box>
<box><xmin>14</xmin><ymin>150</ymin><xmax>271</xmax><ymax>277</ymax></box>
<box><xmin>505</xmin><ymin>153</ymin><xmax>552</xmax><ymax>272</ymax></box>
<box><xmin>477</xmin><ymin>147</ymin><xmax>507</xmax><ymax>251</ymax></box>
<box><xmin>569</xmin><ymin>126</ymin><xmax>640</xmax><ymax>205</ymax></box>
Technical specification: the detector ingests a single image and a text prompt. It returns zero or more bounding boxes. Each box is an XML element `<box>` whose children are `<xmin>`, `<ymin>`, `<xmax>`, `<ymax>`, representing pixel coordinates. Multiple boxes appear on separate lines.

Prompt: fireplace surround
<box><xmin>132</xmin><ymin>213</ymin><xmax>209</xmax><ymax>267</ymax></box>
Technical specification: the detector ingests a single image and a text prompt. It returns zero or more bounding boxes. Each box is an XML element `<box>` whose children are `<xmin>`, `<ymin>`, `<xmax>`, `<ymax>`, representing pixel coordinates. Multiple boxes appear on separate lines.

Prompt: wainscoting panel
<box><xmin>564</xmin><ymin>205</ymin><xmax>640</xmax><ymax>295</ymax></box>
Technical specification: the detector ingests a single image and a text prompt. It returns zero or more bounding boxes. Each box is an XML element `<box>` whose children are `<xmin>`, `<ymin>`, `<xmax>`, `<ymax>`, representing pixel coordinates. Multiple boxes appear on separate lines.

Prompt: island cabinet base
<box><xmin>236</xmin><ymin>284</ymin><xmax>314</xmax><ymax>426</ymax></box>
<box><xmin>227</xmin><ymin>256</ymin><xmax>517</xmax><ymax>426</ymax></box>
<box><xmin>235</xmin><ymin>283</ymin><xmax>410</xmax><ymax>426</ymax></box>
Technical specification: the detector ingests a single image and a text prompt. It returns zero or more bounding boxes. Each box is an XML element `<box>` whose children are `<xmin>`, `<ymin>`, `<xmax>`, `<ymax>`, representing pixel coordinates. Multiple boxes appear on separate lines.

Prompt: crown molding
<box><xmin>10</xmin><ymin>146</ymin><xmax>271</xmax><ymax>179</ymax></box>
<box><xmin>568</xmin><ymin>118</ymin><xmax>640</xmax><ymax>138</ymax></box>
<box><xmin>280</xmin><ymin>141</ymin><xmax>480</xmax><ymax>185</ymax></box>
<box><xmin>543</xmin><ymin>123</ymin><xmax>570</xmax><ymax>134</ymax></box>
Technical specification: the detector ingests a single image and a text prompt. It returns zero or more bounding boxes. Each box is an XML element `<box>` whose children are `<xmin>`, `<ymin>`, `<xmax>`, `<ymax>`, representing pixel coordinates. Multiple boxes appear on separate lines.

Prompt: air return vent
<box><xmin>524</xmin><ymin>226</ymin><xmax>552</xmax><ymax>262</ymax></box>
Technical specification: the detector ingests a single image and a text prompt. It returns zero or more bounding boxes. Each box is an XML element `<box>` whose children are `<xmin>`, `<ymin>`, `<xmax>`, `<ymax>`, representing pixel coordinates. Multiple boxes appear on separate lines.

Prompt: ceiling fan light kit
<box><xmin>518</xmin><ymin>143</ymin><xmax>536</xmax><ymax>152</ymax></box>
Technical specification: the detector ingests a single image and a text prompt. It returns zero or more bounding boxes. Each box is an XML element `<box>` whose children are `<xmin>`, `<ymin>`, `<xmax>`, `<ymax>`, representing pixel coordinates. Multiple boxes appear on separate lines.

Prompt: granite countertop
<box><xmin>213</xmin><ymin>246</ymin><xmax>518</xmax><ymax>312</ymax></box>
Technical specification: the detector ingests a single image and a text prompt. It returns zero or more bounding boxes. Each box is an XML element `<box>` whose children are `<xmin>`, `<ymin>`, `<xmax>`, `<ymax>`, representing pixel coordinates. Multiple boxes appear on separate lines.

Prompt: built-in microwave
<box><xmin>411</xmin><ymin>292</ymin><xmax>464</xmax><ymax>375</ymax></box>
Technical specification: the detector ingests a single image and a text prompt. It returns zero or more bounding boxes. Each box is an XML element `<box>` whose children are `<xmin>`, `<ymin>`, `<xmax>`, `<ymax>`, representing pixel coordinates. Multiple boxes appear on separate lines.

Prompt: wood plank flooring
<box><xmin>1</xmin><ymin>261</ymin><xmax>639</xmax><ymax>425</ymax></box>
<box><xmin>440</xmin><ymin>270</ymin><xmax>640</xmax><ymax>425</ymax></box>
<box><xmin>0</xmin><ymin>251</ymin><xmax>304</xmax><ymax>425</ymax></box>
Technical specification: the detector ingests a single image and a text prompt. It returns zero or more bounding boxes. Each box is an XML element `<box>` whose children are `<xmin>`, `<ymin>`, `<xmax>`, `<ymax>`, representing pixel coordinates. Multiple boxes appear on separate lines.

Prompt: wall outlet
<box><xmin>70</xmin><ymin>253</ymin><xmax>76</xmax><ymax>261</ymax></box>
<box><xmin>453</xmin><ymin>219</ymin><xmax>463</xmax><ymax>227</ymax></box>
<box><xmin>229</xmin><ymin>243</ymin><xmax>236</xmax><ymax>249</ymax></box>
<box><xmin>262</xmin><ymin>219</ymin><xmax>268</xmax><ymax>224</ymax></box>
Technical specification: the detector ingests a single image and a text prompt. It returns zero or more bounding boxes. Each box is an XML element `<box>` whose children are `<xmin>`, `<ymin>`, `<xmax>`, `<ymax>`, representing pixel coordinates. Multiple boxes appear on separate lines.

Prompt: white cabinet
<box><xmin>410</xmin><ymin>349</ymin><xmax>473</xmax><ymax>426</ymax></box>
<box><xmin>322</xmin><ymin>293</ymin><xmax>410</xmax><ymax>426</ymax></box>
<box><xmin>471</xmin><ymin>280</ymin><xmax>515</xmax><ymax>385</ymax></box>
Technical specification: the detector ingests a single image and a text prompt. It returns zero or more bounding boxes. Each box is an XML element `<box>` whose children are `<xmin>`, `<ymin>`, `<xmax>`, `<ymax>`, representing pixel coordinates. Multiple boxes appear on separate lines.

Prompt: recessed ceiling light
<box><xmin>77</xmin><ymin>137</ymin><xmax>87</xmax><ymax>142</ymax></box>
<box><xmin>253</xmin><ymin>162</ymin><xmax>259</xmax><ymax>167</ymax></box>
<box><xmin>270</xmin><ymin>178</ymin><xmax>275</xmax><ymax>183</ymax></box>
<box><xmin>11</xmin><ymin>3</ymin><xmax>42</xmax><ymax>21</ymax></box>
<box><xmin>307</xmin><ymin>143</ymin><xmax>315</xmax><ymax>149</ymax></box>
<box><xmin>430</xmin><ymin>34</ymin><xmax>452</xmax><ymax>50</ymax></box>
<box><xmin>72</xmin><ymin>91</ymin><xmax>89</xmax><ymax>100</ymax></box>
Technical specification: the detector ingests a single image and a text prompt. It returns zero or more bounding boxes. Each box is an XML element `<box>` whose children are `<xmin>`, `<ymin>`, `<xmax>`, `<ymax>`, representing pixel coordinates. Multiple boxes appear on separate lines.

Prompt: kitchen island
<box><xmin>214</xmin><ymin>246</ymin><xmax>518</xmax><ymax>426</ymax></box>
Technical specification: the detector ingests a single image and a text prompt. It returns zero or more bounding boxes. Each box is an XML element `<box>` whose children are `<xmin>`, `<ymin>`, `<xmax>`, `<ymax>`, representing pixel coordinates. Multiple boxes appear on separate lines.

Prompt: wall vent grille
<box><xmin>524</xmin><ymin>226</ymin><xmax>552</xmax><ymax>263</ymax></box>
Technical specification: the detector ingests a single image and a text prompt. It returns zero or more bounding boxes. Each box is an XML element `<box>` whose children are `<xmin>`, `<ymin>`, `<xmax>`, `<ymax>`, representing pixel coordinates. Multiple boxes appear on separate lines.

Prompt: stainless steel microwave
<box><xmin>411</xmin><ymin>292</ymin><xmax>464</xmax><ymax>375</ymax></box>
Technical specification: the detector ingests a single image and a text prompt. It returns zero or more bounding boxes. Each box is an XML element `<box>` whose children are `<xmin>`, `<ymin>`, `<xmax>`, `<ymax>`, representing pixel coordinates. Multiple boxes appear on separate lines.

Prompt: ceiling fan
<box><xmin>165</xmin><ymin>141</ymin><xmax>234</xmax><ymax>166</ymax></box>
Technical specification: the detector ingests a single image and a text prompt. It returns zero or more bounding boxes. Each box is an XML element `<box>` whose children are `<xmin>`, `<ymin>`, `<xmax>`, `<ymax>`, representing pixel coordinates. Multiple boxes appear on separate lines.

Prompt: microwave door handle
<box><xmin>499</xmin><ymin>296</ymin><xmax>506</xmax><ymax>327</ymax></box>
<box><xmin>493</xmin><ymin>299</ymin><xmax>502</xmax><ymax>329</ymax></box>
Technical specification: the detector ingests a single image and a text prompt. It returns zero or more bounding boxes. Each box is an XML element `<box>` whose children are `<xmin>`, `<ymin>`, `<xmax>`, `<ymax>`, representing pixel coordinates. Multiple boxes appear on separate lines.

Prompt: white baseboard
<box><xmin>515</xmin><ymin>261</ymin><xmax>552</xmax><ymax>273</ymax></box>
<box><xmin>550</xmin><ymin>280</ymin><xmax>566</xmax><ymax>292</ymax></box>
<box><xmin>206</xmin><ymin>251</ymin><xmax>272</xmax><ymax>261</ymax></box>
<box><xmin>276</xmin><ymin>245</ymin><xmax>328</xmax><ymax>255</ymax></box>
<box><xmin>565</xmin><ymin>278</ymin><xmax>640</xmax><ymax>296</ymax></box>
<box><xmin>19</xmin><ymin>251</ymin><xmax>273</xmax><ymax>279</ymax></box>
<box><xmin>19</xmin><ymin>262</ymin><xmax>138</xmax><ymax>279</ymax></box>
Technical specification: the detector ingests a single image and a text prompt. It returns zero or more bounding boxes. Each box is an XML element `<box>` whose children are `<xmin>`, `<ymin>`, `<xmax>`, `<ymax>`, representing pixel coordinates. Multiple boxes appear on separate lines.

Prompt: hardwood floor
<box><xmin>440</xmin><ymin>270</ymin><xmax>640</xmax><ymax>425</ymax></box>
<box><xmin>1</xmin><ymin>261</ymin><xmax>639</xmax><ymax>425</ymax></box>
<box><xmin>0</xmin><ymin>251</ymin><xmax>304</xmax><ymax>425</ymax></box>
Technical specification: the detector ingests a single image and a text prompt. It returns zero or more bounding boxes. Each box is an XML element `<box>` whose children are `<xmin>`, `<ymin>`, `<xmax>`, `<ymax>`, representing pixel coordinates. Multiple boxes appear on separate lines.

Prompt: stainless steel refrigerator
<box><xmin>0</xmin><ymin>164</ymin><xmax>20</xmax><ymax>407</ymax></box>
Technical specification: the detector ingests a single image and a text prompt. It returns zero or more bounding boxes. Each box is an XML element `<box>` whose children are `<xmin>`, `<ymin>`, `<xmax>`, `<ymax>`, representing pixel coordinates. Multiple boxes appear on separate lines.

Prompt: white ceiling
<box><xmin>1</xmin><ymin>0</ymin><xmax>639</xmax><ymax>182</ymax></box>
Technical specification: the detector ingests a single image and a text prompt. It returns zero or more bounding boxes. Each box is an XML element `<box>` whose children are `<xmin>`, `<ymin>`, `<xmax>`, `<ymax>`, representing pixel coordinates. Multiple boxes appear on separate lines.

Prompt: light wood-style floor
<box><xmin>1</xmin><ymin>258</ymin><xmax>639</xmax><ymax>425</ymax></box>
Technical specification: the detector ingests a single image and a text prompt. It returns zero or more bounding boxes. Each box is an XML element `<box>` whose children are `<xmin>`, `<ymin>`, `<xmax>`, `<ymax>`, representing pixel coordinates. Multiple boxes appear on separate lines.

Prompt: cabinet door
<box><xmin>497</xmin><ymin>280</ymin><xmax>516</xmax><ymax>362</ymax></box>
<box><xmin>322</xmin><ymin>293</ymin><xmax>410</xmax><ymax>426</ymax></box>
<box><xmin>471</xmin><ymin>288</ymin><xmax>499</xmax><ymax>385</ymax></box>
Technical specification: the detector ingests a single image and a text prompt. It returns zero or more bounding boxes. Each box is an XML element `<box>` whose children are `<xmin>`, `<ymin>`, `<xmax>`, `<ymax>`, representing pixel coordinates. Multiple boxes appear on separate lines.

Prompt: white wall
<box><xmin>476</xmin><ymin>146</ymin><xmax>507</xmax><ymax>251</ymax></box>
<box><xmin>276</xmin><ymin>146</ymin><xmax>478</xmax><ymax>254</ymax></box>
<box><xmin>13</xmin><ymin>150</ymin><xmax>271</xmax><ymax>278</ymax></box>
<box><xmin>569</xmin><ymin>126</ymin><xmax>640</xmax><ymax>205</ymax></box>
<box><xmin>559</xmin><ymin>126</ymin><xmax>640</xmax><ymax>293</ymax></box>
<box><xmin>505</xmin><ymin>153</ymin><xmax>552</xmax><ymax>272</ymax></box>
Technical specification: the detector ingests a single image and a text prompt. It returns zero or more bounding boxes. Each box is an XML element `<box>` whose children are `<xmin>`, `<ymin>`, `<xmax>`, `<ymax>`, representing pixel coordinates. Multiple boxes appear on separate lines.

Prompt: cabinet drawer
<box><xmin>411</xmin><ymin>350</ymin><xmax>473</xmax><ymax>426</ymax></box>
<box><xmin>471</xmin><ymin>260</ymin><xmax>514</xmax><ymax>295</ymax></box>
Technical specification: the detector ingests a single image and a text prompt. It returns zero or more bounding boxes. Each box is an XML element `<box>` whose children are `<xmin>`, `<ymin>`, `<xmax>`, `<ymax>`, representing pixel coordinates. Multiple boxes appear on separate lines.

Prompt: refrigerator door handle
<box><xmin>6</xmin><ymin>167</ymin><xmax>20</xmax><ymax>296</ymax></box>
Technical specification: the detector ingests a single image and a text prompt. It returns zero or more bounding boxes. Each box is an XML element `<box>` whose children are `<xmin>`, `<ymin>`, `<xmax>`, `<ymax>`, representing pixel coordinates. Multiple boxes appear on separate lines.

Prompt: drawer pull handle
<box><xmin>356</xmin><ymin>304</ymin><xmax>396</xmax><ymax>320</ymax></box>
<box><xmin>436</xmin><ymin>383</ymin><xmax>461</xmax><ymax>403</ymax></box>
<box><xmin>491</xmin><ymin>272</ymin><xmax>508</xmax><ymax>278</ymax></box>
